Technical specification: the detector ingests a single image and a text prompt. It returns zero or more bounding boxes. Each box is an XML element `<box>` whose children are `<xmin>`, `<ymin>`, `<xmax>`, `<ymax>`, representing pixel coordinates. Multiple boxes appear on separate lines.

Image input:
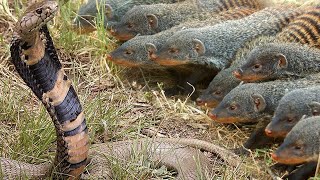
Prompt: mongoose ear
<box><xmin>105</xmin><ymin>4</ymin><xmax>113</xmax><ymax>19</ymax></box>
<box><xmin>308</xmin><ymin>101</ymin><xmax>320</xmax><ymax>116</ymax></box>
<box><xmin>251</xmin><ymin>94</ymin><xmax>266</xmax><ymax>112</ymax></box>
<box><xmin>192</xmin><ymin>39</ymin><xmax>205</xmax><ymax>55</ymax></box>
<box><xmin>276</xmin><ymin>53</ymin><xmax>288</xmax><ymax>69</ymax></box>
<box><xmin>146</xmin><ymin>14</ymin><xmax>158</xmax><ymax>29</ymax></box>
<box><xmin>146</xmin><ymin>43</ymin><xmax>157</xmax><ymax>53</ymax></box>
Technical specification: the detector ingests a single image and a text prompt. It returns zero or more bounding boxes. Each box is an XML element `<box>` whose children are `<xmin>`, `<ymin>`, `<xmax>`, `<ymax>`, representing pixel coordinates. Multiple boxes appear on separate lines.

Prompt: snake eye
<box><xmin>36</xmin><ymin>8</ymin><xmax>43</xmax><ymax>14</ymax></box>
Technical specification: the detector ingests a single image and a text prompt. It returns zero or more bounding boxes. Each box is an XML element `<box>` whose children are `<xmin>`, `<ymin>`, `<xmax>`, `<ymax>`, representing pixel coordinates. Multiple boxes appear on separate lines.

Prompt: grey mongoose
<box><xmin>153</xmin><ymin>6</ymin><xmax>302</xmax><ymax>76</ymax></box>
<box><xmin>197</xmin><ymin>6</ymin><xmax>319</xmax><ymax>107</ymax></box>
<box><xmin>234</xmin><ymin>7</ymin><xmax>320</xmax><ymax>82</ymax></box>
<box><xmin>108</xmin><ymin>8</ymin><xmax>257</xmax><ymax>97</ymax></box>
<box><xmin>110</xmin><ymin>0</ymin><xmax>266</xmax><ymax>40</ymax></box>
<box><xmin>208</xmin><ymin>73</ymin><xmax>320</xmax><ymax>150</ymax></box>
<box><xmin>234</xmin><ymin>43</ymin><xmax>320</xmax><ymax>82</ymax></box>
<box><xmin>73</xmin><ymin>0</ymin><xmax>184</xmax><ymax>33</ymax></box>
<box><xmin>196</xmin><ymin>35</ymin><xmax>276</xmax><ymax>108</ymax></box>
<box><xmin>265</xmin><ymin>86</ymin><xmax>320</xmax><ymax>138</ymax></box>
<box><xmin>108</xmin><ymin>7</ymin><xmax>257</xmax><ymax>68</ymax></box>
<box><xmin>271</xmin><ymin>116</ymin><xmax>320</xmax><ymax>179</ymax></box>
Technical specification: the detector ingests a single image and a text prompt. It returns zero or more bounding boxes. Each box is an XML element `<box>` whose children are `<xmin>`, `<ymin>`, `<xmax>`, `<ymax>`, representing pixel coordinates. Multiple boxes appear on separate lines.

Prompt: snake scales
<box><xmin>1</xmin><ymin>1</ymin><xmax>241</xmax><ymax>179</ymax></box>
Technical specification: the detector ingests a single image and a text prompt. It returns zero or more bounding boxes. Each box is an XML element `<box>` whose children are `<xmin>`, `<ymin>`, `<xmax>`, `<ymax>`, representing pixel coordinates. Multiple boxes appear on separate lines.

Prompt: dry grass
<box><xmin>0</xmin><ymin>0</ymin><xmax>319</xmax><ymax>179</ymax></box>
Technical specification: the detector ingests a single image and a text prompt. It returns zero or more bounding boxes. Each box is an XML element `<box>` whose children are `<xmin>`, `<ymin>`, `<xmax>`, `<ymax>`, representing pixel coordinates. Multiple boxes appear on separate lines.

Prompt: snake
<box><xmin>1</xmin><ymin>1</ymin><xmax>241</xmax><ymax>179</ymax></box>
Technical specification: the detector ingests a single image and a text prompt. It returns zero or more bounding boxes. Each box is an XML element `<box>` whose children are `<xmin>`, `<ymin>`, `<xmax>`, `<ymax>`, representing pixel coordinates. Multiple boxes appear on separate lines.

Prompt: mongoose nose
<box><xmin>196</xmin><ymin>98</ymin><xmax>204</xmax><ymax>106</ymax></box>
<box><xmin>208</xmin><ymin>112</ymin><xmax>217</xmax><ymax>120</ymax></box>
<box><xmin>264</xmin><ymin>128</ymin><xmax>273</xmax><ymax>136</ymax></box>
<box><xmin>232</xmin><ymin>70</ymin><xmax>242</xmax><ymax>78</ymax></box>
<box><xmin>271</xmin><ymin>153</ymin><xmax>279</xmax><ymax>161</ymax></box>
<box><xmin>106</xmin><ymin>54</ymin><xmax>112</xmax><ymax>60</ymax></box>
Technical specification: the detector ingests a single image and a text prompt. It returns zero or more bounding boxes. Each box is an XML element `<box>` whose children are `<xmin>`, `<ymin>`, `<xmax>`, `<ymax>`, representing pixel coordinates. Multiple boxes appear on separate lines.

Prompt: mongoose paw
<box><xmin>232</xmin><ymin>147</ymin><xmax>250</xmax><ymax>156</ymax></box>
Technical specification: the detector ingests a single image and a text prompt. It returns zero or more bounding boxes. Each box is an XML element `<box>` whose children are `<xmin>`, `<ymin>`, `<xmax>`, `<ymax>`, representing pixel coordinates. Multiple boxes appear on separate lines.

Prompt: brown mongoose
<box><xmin>153</xmin><ymin>6</ymin><xmax>302</xmax><ymax>75</ymax></box>
<box><xmin>109</xmin><ymin>0</ymin><xmax>267</xmax><ymax>40</ymax></box>
<box><xmin>265</xmin><ymin>86</ymin><xmax>320</xmax><ymax>138</ymax></box>
<box><xmin>271</xmin><ymin>116</ymin><xmax>320</xmax><ymax>179</ymax></box>
<box><xmin>73</xmin><ymin>0</ymin><xmax>185</xmax><ymax>33</ymax></box>
<box><xmin>196</xmin><ymin>35</ymin><xmax>276</xmax><ymax>108</ymax></box>
<box><xmin>208</xmin><ymin>73</ymin><xmax>320</xmax><ymax>150</ymax></box>
<box><xmin>234</xmin><ymin>43</ymin><xmax>320</xmax><ymax>82</ymax></box>
<box><xmin>234</xmin><ymin>7</ymin><xmax>320</xmax><ymax>82</ymax></box>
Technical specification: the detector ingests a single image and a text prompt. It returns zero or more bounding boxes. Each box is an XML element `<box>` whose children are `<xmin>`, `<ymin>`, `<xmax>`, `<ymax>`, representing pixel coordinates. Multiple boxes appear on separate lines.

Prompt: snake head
<box><xmin>16</xmin><ymin>1</ymin><xmax>59</xmax><ymax>35</ymax></box>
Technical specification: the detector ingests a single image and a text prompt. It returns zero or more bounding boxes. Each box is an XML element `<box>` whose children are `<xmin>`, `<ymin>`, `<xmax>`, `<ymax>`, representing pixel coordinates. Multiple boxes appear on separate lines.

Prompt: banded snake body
<box><xmin>1</xmin><ymin>1</ymin><xmax>241</xmax><ymax>179</ymax></box>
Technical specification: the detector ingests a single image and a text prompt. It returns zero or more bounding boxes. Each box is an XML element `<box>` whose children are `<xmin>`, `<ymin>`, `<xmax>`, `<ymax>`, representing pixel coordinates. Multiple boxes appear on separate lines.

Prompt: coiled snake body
<box><xmin>1</xmin><ymin>1</ymin><xmax>241</xmax><ymax>179</ymax></box>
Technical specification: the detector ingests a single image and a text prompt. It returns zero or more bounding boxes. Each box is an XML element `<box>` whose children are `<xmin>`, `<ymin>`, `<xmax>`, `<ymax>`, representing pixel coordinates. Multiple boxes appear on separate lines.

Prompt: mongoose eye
<box><xmin>228</xmin><ymin>105</ymin><xmax>237</xmax><ymax>111</ymax></box>
<box><xmin>213</xmin><ymin>90</ymin><xmax>221</xmax><ymax>95</ymax></box>
<box><xmin>252</xmin><ymin>64</ymin><xmax>262</xmax><ymax>71</ymax></box>
<box><xmin>168</xmin><ymin>48</ymin><xmax>178</xmax><ymax>54</ymax></box>
<box><xmin>127</xmin><ymin>23</ymin><xmax>133</xmax><ymax>29</ymax></box>
<box><xmin>124</xmin><ymin>50</ymin><xmax>133</xmax><ymax>55</ymax></box>
<box><xmin>36</xmin><ymin>8</ymin><xmax>43</xmax><ymax>14</ymax></box>
<box><xmin>286</xmin><ymin>117</ymin><xmax>294</xmax><ymax>123</ymax></box>
<box><xmin>294</xmin><ymin>145</ymin><xmax>302</xmax><ymax>150</ymax></box>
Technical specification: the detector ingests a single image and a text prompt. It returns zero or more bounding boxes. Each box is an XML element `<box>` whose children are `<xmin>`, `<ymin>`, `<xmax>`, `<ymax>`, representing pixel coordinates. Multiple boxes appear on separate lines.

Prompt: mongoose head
<box><xmin>196</xmin><ymin>68</ymin><xmax>241</xmax><ymax>108</ymax></box>
<box><xmin>208</xmin><ymin>83</ymin><xmax>268</xmax><ymax>123</ymax></box>
<box><xmin>153</xmin><ymin>29</ymin><xmax>206</xmax><ymax>66</ymax></box>
<box><xmin>110</xmin><ymin>5</ymin><xmax>162</xmax><ymax>41</ymax></box>
<box><xmin>271</xmin><ymin>116</ymin><xmax>320</xmax><ymax>165</ymax></box>
<box><xmin>73</xmin><ymin>0</ymin><xmax>113</xmax><ymax>33</ymax></box>
<box><xmin>108</xmin><ymin>36</ymin><xmax>159</xmax><ymax>67</ymax></box>
<box><xmin>265</xmin><ymin>88</ymin><xmax>320</xmax><ymax>138</ymax></box>
<box><xmin>233</xmin><ymin>44</ymin><xmax>288</xmax><ymax>82</ymax></box>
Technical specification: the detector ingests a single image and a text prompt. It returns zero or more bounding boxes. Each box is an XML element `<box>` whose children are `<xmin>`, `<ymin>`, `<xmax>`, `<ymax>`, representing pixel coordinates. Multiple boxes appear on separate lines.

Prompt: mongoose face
<box><xmin>110</xmin><ymin>5</ymin><xmax>164</xmax><ymax>41</ymax></box>
<box><xmin>271</xmin><ymin>116</ymin><xmax>320</xmax><ymax>165</ymax></box>
<box><xmin>196</xmin><ymin>68</ymin><xmax>240</xmax><ymax>108</ymax></box>
<box><xmin>265</xmin><ymin>87</ymin><xmax>320</xmax><ymax>138</ymax></box>
<box><xmin>108</xmin><ymin>36</ymin><xmax>159</xmax><ymax>67</ymax></box>
<box><xmin>208</xmin><ymin>83</ymin><xmax>267</xmax><ymax>123</ymax></box>
<box><xmin>234</xmin><ymin>44</ymin><xmax>286</xmax><ymax>82</ymax></box>
<box><xmin>154</xmin><ymin>29</ymin><xmax>206</xmax><ymax>66</ymax></box>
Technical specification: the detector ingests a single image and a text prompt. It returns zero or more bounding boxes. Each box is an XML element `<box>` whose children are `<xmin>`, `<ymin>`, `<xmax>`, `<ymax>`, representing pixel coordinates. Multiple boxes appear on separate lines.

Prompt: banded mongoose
<box><xmin>271</xmin><ymin>116</ymin><xmax>320</xmax><ymax>179</ymax></box>
<box><xmin>196</xmin><ymin>35</ymin><xmax>276</xmax><ymax>108</ymax></box>
<box><xmin>73</xmin><ymin>0</ymin><xmax>184</xmax><ymax>33</ymax></box>
<box><xmin>197</xmin><ymin>7</ymin><xmax>320</xmax><ymax>107</ymax></box>
<box><xmin>109</xmin><ymin>0</ymin><xmax>266</xmax><ymax>40</ymax></box>
<box><xmin>153</xmin><ymin>7</ymin><xmax>302</xmax><ymax>76</ymax></box>
<box><xmin>208</xmin><ymin>73</ymin><xmax>320</xmax><ymax>150</ymax></box>
<box><xmin>234</xmin><ymin>43</ymin><xmax>320</xmax><ymax>82</ymax></box>
<box><xmin>108</xmin><ymin>7</ymin><xmax>257</xmax><ymax>68</ymax></box>
<box><xmin>234</xmin><ymin>7</ymin><xmax>320</xmax><ymax>82</ymax></box>
<box><xmin>108</xmin><ymin>8</ymin><xmax>257</xmax><ymax>97</ymax></box>
<box><xmin>265</xmin><ymin>86</ymin><xmax>320</xmax><ymax>138</ymax></box>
